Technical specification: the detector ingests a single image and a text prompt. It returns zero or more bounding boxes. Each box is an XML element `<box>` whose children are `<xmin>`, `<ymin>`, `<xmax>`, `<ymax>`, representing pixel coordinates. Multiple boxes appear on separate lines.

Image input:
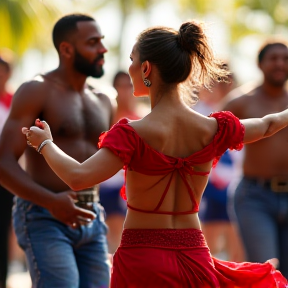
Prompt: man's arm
<box><xmin>0</xmin><ymin>81</ymin><xmax>50</xmax><ymax>202</ymax></box>
<box><xmin>0</xmin><ymin>81</ymin><xmax>96</xmax><ymax>226</ymax></box>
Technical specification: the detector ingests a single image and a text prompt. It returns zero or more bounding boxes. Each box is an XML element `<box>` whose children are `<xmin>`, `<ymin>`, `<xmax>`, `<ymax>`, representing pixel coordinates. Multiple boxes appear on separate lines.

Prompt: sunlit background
<box><xmin>1</xmin><ymin>0</ymin><xmax>288</xmax><ymax>93</ymax></box>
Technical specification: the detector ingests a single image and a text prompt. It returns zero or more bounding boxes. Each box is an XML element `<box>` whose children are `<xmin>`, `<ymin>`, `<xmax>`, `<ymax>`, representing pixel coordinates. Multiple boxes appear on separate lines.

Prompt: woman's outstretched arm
<box><xmin>22</xmin><ymin>121</ymin><xmax>123</xmax><ymax>191</ymax></box>
<box><xmin>41</xmin><ymin>144</ymin><xmax>123</xmax><ymax>191</ymax></box>
<box><xmin>242</xmin><ymin>109</ymin><xmax>288</xmax><ymax>143</ymax></box>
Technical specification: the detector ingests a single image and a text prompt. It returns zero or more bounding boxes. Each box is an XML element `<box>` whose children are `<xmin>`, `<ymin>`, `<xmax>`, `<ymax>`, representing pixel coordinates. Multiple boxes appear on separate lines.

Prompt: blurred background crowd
<box><xmin>2</xmin><ymin>0</ymin><xmax>288</xmax><ymax>88</ymax></box>
<box><xmin>1</xmin><ymin>0</ymin><xmax>288</xmax><ymax>287</ymax></box>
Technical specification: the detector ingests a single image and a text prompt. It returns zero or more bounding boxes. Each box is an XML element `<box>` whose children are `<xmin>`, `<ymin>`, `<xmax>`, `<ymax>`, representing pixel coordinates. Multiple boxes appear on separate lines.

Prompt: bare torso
<box><xmin>225</xmin><ymin>86</ymin><xmax>288</xmax><ymax>177</ymax></box>
<box><xmin>25</xmin><ymin>73</ymin><xmax>112</xmax><ymax>192</ymax></box>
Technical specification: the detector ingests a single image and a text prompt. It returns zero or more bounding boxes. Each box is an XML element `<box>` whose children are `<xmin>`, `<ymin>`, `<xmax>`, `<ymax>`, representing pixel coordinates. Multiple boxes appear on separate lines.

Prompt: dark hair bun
<box><xmin>178</xmin><ymin>22</ymin><xmax>204</xmax><ymax>54</ymax></box>
<box><xmin>136</xmin><ymin>20</ymin><xmax>229</xmax><ymax>94</ymax></box>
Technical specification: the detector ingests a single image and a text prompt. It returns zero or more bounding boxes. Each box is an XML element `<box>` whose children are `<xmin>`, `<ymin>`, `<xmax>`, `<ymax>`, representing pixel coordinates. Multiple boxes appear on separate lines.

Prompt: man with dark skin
<box><xmin>0</xmin><ymin>14</ymin><xmax>112</xmax><ymax>288</ymax></box>
<box><xmin>223</xmin><ymin>40</ymin><xmax>288</xmax><ymax>278</ymax></box>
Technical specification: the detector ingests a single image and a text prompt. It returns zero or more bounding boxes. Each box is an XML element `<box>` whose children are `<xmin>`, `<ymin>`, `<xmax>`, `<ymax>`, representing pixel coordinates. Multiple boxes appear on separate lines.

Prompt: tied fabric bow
<box><xmin>174</xmin><ymin>158</ymin><xmax>196</xmax><ymax>175</ymax></box>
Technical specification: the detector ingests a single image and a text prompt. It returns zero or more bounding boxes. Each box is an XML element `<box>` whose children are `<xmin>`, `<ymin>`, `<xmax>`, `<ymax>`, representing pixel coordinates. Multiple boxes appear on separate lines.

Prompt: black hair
<box><xmin>113</xmin><ymin>71</ymin><xmax>130</xmax><ymax>87</ymax></box>
<box><xmin>52</xmin><ymin>13</ymin><xmax>95</xmax><ymax>51</ymax></box>
<box><xmin>136</xmin><ymin>21</ymin><xmax>228</xmax><ymax>90</ymax></box>
<box><xmin>258</xmin><ymin>41</ymin><xmax>288</xmax><ymax>64</ymax></box>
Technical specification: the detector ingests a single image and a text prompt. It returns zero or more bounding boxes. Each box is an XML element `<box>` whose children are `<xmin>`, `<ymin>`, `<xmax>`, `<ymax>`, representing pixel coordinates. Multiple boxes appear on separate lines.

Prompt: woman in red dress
<box><xmin>23</xmin><ymin>21</ymin><xmax>288</xmax><ymax>287</ymax></box>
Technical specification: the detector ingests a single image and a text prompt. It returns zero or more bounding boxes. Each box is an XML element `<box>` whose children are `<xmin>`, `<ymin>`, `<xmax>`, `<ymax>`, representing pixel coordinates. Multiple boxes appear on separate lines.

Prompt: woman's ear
<box><xmin>141</xmin><ymin>61</ymin><xmax>152</xmax><ymax>78</ymax></box>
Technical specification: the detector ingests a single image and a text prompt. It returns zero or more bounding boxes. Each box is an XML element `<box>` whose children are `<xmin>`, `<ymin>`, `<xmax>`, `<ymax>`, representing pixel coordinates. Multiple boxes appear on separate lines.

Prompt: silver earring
<box><xmin>143</xmin><ymin>78</ymin><xmax>151</xmax><ymax>87</ymax></box>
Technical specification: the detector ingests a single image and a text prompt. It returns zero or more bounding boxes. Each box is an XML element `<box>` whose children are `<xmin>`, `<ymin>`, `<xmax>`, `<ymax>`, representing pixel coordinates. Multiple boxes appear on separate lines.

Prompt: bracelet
<box><xmin>37</xmin><ymin>139</ymin><xmax>53</xmax><ymax>154</ymax></box>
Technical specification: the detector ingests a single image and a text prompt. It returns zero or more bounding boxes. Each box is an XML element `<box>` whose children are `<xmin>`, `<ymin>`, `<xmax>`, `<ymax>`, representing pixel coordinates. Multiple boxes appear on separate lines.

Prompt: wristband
<box><xmin>37</xmin><ymin>139</ymin><xmax>53</xmax><ymax>154</ymax></box>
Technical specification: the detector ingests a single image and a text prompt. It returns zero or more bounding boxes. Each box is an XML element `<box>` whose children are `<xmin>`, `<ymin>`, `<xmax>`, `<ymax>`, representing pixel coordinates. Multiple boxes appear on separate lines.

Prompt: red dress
<box><xmin>98</xmin><ymin>111</ymin><xmax>288</xmax><ymax>288</ymax></box>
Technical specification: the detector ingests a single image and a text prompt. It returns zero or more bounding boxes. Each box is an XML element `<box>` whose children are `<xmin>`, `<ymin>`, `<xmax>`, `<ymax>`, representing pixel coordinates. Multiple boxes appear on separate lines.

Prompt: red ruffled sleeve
<box><xmin>210</xmin><ymin>111</ymin><xmax>245</xmax><ymax>166</ymax></box>
<box><xmin>98</xmin><ymin>118</ymin><xmax>136</xmax><ymax>168</ymax></box>
<box><xmin>98</xmin><ymin>118</ymin><xmax>138</xmax><ymax>201</ymax></box>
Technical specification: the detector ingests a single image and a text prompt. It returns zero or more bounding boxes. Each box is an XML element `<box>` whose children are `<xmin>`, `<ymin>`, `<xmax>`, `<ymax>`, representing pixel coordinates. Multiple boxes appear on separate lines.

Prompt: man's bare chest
<box><xmin>40</xmin><ymin>92</ymin><xmax>110</xmax><ymax>140</ymax></box>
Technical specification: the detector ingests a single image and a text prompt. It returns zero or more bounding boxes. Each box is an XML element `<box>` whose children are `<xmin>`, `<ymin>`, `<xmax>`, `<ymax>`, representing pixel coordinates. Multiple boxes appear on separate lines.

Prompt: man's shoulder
<box><xmin>12</xmin><ymin>76</ymin><xmax>52</xmax><ymax>107</ymax></box>
<box><xmin>16</xmin><ymin>75</ymin><xmax>50</xmax><ymax>93</ymax></box>
<box><xmin>223</xmin><ymin>82</ymin><xmax>259</xmax><ymax>106</ymax></box>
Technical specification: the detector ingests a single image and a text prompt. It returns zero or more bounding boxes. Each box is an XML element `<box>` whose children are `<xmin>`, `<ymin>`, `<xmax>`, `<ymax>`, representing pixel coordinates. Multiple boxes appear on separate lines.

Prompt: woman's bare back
<box><xmin>124</xmin><ymin>107</ymin><xmax>219</xmax><ymax>229</ymax></box>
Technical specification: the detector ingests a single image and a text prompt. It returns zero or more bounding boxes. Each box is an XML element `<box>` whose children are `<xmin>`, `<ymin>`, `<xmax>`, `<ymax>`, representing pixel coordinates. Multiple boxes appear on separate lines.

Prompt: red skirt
<box><xmin>110</xmin><ymin>228</ymin><xmax>287</xmax><ymax>288</ymax></box>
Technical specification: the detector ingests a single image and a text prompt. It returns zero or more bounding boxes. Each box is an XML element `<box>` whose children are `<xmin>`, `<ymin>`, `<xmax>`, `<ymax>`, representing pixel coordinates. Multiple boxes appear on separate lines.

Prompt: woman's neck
<box><xmin>150</xmin><ymin>86</ymin><xmax>182</xmax><ymax>110</ymax></box>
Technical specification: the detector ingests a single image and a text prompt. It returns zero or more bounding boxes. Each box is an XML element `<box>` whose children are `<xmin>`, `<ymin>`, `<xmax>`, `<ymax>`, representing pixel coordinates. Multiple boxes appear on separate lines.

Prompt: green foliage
<box><xmin>98</xmin><ymin>0</ymin><xmax>156</xmax><ymax>69</ymax></box>
<box><xmin>0</xmin><ymin>0</ymin><xmax>60</xmax><ymax>55</ymax></box>
<box><xmin>116</xmin><ymin>0</ymin><xmax>154</xmax><ymax>14</ymax></box>
<box><xmin>178</xmin><ymin>0</ymin><xmax>288</xmax><ymax>44</ymax></box>
<box><xmin>2</xmin><ymin>0</ymin><xmax>288</xmax><ymax>62</ymax></box>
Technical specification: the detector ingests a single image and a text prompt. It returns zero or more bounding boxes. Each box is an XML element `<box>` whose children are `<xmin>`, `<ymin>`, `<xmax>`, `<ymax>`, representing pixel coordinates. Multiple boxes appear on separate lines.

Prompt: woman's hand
<box><xmin>22</xmin><ymin>119</ymin><xmax>53</xmax><ymax>151</ymax></box>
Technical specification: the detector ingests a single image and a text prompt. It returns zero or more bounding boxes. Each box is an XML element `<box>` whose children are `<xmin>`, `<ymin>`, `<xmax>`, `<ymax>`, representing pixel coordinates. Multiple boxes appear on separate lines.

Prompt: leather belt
<box><xmin>75</xmin><ymin>185</ymin><xmax>99</xmax><ymax>211</ymax></box>
<box><xmin>245</xmin><ymin>176</ymin><xmax>288</xmax><ymax>193</ymax></box>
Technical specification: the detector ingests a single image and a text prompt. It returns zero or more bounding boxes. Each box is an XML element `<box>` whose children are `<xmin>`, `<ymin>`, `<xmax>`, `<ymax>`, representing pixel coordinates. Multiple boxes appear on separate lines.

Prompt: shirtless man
<box><xmin>0</xmin><ymin>14</ymin><xmax>112</xmax><ymax>288</ymax></box>
<box><xmin>223</xmin><ymin>40</ymin><xmax>288</xmax><ymax>278</ymax></box>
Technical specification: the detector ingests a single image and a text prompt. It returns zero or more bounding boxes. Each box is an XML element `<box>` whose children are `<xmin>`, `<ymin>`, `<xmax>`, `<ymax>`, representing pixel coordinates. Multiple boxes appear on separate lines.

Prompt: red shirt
<box><xmin>0</xmin><ymin>91</ymin><xmax>13</xmax><ymax>109</ymax></box>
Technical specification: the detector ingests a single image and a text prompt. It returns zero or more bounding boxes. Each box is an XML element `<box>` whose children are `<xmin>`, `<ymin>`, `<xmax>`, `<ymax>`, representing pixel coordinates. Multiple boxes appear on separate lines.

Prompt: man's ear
<box><xmin>141</xmin><ymin>61</ymin><xmax>152</xmax><ymax>78</ymax></box>
<box><xmin>59</xmin><ymin>42</ymin><xmax>74</xmax><ymax>59</ymax></box>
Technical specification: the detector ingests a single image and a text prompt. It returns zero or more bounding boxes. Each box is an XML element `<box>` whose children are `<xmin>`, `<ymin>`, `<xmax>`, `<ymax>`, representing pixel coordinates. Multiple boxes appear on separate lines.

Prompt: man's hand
<box><xmin>48</xmin><ymin>191</ymin><xmax>96</xmax><ymax>228</ymax></box>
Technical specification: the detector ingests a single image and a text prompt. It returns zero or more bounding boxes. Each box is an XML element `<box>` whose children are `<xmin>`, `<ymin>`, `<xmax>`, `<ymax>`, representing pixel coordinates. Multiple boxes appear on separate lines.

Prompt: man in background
<box><xmin>194</xmin><ymin>67</ymin><xmax>244</xmax><ymax>262</ymax></box>
<box><xmin>0</xmin><ymin>14</ymin><xmax>113</xmax><ymax>288</ymax></box>
<box><xmin>223</xmin><ymin>40</ymin><xmax>288</xmax><ymax>278</ymax></box>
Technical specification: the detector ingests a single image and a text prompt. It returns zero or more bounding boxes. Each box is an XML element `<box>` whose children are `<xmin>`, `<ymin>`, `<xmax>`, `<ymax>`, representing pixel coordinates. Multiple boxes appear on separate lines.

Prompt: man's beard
<box><xmin>74</xmin><ymin>50</ymin><xmax>104</xmax><ymax>78</ymax></box>
<box><xmin>267</xmin><ymin>73</ymin><xmax>288</xmax><ymax>87</ymax></box>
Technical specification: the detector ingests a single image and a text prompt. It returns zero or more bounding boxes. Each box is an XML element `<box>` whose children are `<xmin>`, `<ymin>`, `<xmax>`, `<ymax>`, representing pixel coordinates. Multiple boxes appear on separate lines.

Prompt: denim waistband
<box><xmin>244</xmin><ymin>176</ymin><xmax>288</xmax><ymax>193</ymax></box>
<box><xmin>14</xmin><ymin>196</ymin><xmax>102</xmax><ymax>214</ymax></box>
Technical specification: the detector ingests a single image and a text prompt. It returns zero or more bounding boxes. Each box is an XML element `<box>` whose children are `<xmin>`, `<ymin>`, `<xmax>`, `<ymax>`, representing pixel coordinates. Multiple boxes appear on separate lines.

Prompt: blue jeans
<box><xmin>13</xmin><ymin>197</ymin><xmax>110</xmax><ymax>288</ymax></box>
<box><xmin>234</xmin><ymin>177</ymin><xmax>288</xmax><ymax>278</ymax></box>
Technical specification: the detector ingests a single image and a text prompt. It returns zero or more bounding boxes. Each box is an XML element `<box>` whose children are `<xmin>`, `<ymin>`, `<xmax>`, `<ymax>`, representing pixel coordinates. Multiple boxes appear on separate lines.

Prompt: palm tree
<box><xmin>0</xmin><ymin>0</ymin><xmax>60</xmax><ymax>56</ymax></box>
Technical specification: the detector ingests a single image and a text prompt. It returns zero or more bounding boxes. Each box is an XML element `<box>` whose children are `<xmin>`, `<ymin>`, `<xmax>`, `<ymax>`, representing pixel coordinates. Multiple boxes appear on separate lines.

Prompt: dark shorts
<box><xmin>199</xmin><ymin>182</ymin><xmax>230</xmax><ymax>222</ymax></box>
<box><xmin>99</xmin><ymin>186</ymin><xmax>127</xmax><ymax>217</ymax></box>
<box><xmin>0</xmin><ymin>185</ymin><xmax>14</xmax><ymax>285</ymax></box>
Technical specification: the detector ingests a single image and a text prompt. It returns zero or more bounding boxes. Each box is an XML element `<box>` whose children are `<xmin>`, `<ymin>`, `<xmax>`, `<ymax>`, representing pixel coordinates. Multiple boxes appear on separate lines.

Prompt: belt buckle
<box><xmin>270</xmin><ymin>176</ymin><xmax>288</xmax><ymax>193</ymax></box>
<box><xmin>75</xmin><ymin>185</ymin><xmax>99</xmax><ymax>211</ymax></box>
